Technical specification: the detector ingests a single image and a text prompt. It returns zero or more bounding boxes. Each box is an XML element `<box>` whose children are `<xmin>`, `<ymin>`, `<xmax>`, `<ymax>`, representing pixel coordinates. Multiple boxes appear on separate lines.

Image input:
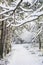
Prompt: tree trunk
<box><xmin>38</xmin><ymin>35</ymin><xmax>41</xmax><ymax>49</ymax></box>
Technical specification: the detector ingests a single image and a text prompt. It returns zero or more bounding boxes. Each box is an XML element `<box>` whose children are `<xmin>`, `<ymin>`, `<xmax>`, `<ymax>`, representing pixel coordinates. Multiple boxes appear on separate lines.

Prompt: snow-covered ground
<box><xmin>0</xmin><ymin>43</ymin><xmax>43</xmax><ymax>65</ymax></box>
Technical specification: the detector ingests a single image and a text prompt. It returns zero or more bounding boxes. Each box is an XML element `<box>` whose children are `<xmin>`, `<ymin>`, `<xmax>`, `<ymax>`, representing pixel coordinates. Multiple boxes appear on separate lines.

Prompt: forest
<box><xmin>0</xmin><ymin>0</ymin><xmax>43</xmax><ymax>65</ymax></box>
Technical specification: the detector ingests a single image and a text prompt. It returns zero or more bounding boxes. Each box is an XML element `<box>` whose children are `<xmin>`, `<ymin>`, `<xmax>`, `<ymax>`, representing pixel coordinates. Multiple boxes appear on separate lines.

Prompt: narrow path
<box><xmin>6</xmin><ymin>44</ymin><xmax>43</xmax><ymax>65</ymax></box>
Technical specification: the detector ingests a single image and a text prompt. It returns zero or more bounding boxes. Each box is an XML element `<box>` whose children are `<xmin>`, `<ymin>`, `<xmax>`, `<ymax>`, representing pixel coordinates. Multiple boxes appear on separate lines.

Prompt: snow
<box><xmin>20</xmin><ymin>6</ymin><xmax>33</xmax><ymax>12</ymax></box>
<box><xmin>19</xmin><ymin>28</ymin><xmax>34</xmax><ymax>42</ymax></box>
<box><xmin>0</xmin><ymin>0</ymin><xmax>43</xmax><ymax>65</ymax></box>
<box><xmin>23</xmin><ymin>0</ymin><xmax>35</xmax><ymax>4</ymax></box>
<box><xmin>0</xmin><ymin>43</ymin><xmax>43</xmax><ymax>65</ymax></box>
<box><xmin>4</xmin><ymin>44</ymin><xmax>43</xmax><ymax>65</ymax></box>
<box><xmin>11</xmin><ymin>16</ymin><xmax>38</xmax><ymax>27</ymax></box>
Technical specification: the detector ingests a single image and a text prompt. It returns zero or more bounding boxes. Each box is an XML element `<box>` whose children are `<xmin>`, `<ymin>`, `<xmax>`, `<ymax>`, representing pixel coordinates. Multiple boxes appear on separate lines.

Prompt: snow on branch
<box><xmin>29</xmin><ymin>0</ymin><xmax>38</xmax><ymax>8</ymax></box>
<box><xmin>20</xmin><ymin>6</ymin><xmax>33</xmax><ymax>12</ymax></box>
<box><xmin>6</xmin><ymin>6</ymin><xmax>43</xmax><ymax>27</ymax></box>
<box><xmin>0</xmin><ymin>4</ymin><xmax>11</xmax><ymax>10</ymax></box>
<box><xmin>0</xmin><ymin>1</ymin><xmax>43</xmax><ymax>17</ymax></box>
<box><xmin>28</xmin><ymin>5</ymin><xmax>43</xmax><ymax>17</ymax></box>
<box><xmin>0</xmin><ymin>0</ymin><xmax>23</xmax><ymax>15</ymax></box>
<box><xmin>13</xmin><ymin>0</ymin><xmax>23</xmax><ymax>11</ymax></box>
<box><xmin>0</xmin><ymin>10</ymin><xmax>12</xmax><ymax>15</ymax></box>
<box><xmin>32</xmin><ymin>26</ymin><xmax>42</xmax><ymax>42</ymax></box>
<box><xmin>0</xmin><ymin>16</ymin><xmax>13</xmax><ymax>22</ymax></box>
<box><xmin>31</xmin><ymin>11</ymin><xmax>43</xmax><ymax>17</ymax></box>
<box><xmin>11</xmin><ymin>16</ymin><xmax>38</xmax><ymax>27</ymax></box>
<box><xmin>10</xmin><ymin>11</ymin><xmax>43</xmax><ymax>27</ymax></box>
<box><xmin>3</xmin><ymin>0</ymin><xmax>8</xmax><ymax>6</ymax></box>
<box><xmin>6</xmin><ymin>20</ymin><xmax>14</xmax><ymax>27</ymax></box>
<box><xmin>3</xmin><ymin>0</ymin><xmax>9</xmax><ymax>6</ymax></box>
<box><xmin>0</xmin><ymin>1</ymin><xmax>43</xmax><ymax>29</ymax></box>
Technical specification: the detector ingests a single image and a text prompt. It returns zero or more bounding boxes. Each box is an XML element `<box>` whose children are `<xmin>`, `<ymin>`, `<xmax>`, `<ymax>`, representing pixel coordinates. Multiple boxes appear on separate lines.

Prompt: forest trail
<box><xmin>6</xmin><ymin>44</ymin><xmax>43</xmax><ymax>65</ymax></box>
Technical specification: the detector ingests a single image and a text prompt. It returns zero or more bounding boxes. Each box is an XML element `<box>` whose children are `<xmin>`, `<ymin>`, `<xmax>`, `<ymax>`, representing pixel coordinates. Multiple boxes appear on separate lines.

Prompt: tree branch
<box><xmin>10</xmin><ymin>11</ymin><xmax>43</xmax><ymax>27</ymax></box>
<box><xmin>20</xmin><ymin>6</ymin><xmax>33</xmax><ymax>12</ymax></box>
<box><xmin>0</xmin><ymin>0</ymin><xmax>23</xmax><ymax>15</ymax></box>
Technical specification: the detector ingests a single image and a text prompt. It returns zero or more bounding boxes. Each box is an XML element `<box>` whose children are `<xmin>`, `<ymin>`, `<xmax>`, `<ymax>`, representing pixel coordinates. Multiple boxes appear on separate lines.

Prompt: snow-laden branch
<box><xmin>3</xmin><ymin>0</ymin><xmax>9</xmax><ymax>6</ymax></box>
<box><xmin>29</xmin><ymin>0</ymin><xmax>38</xmax><ymax>8</ymax></box>
<box><xmin>0</xmin><ymin>4</ymin><xmax>11</xmax><ymax>10</ymax></box>
<box><xmin>32</xmin><ymin>26</ymin><xmax>42</xmax><ymax>42</ymax></box>
<box><xmin>0</xmin><ymin>11</ymin><xmax>13</xmax><ymax>22</ymax></box>
<box><xmin>0</xmin><ymin>1</ymin><xmax>43</xmax><ymax>17</ymax></box>
<box><xmin>10</xmin><ymin>16</ymin><xmax>38</xmax><ymax>27</ymax></box>
<box><xmin>20</xmin><ymin>6</ymin><xmax>33</xmax><ymax>12</ymax></box>
<box><xmin>19</xmin><ymin>4</ymin><xmax>43</xmax><ymax>13</ymax></box>
<box><xmin>0</xmin><ymin>0</ymin><xmax>23</xmax><ymax>10</ymax></box>
<box><xmin>28</xmin><ymin>5</ymin><xmax>43</xmax><ymax>17</ymax></box>
<box><xmin>14</xmin><ymin>0</ymin><xmax>23</xmax><ymax>11</ymax></box>
<box><xmin>0</xmin><ymin>10</ymin><xmax>11</xmax><ymax>15</ymax></box>
<box><xmin>3</xmin><ymin>12</ymin><xmax>13</xmax><ymax>17</ymax></box>
<box><xmin>0</xmin><ymin>0</ymin><xmax>23</xmax><ymax>15</ymax></box>
<box><xmin>31</xmin><ymin>11</ymin><xmax>43</xmax><ymax>16</ymax></box>
<box><xmin>0</xmin><ymin>1</ymin><xmax>43</xmax><ymax>28</ymax></box>
<box><xmin>0</xmin><ymin>17</ymin><xmax>9</xmax><ymax>21</ymax></box>
<box><xmin>0</xmin><ymin>8</ymin><xmax>43</xmax><ymax>28</ymax></box>
<box><xmin>9</xmin><ymin>11</ymin><xmax>43</xmax><ymax>27</ymax></box>
<box><xmin>6</xmin><ymin>20</ymin><xmax>14</xmax><ymax>27</ymax></box>
<box><xmin>36</xmin><ymin>26</ymin><xmax>42</xmax><ymax>35</ymax></box>
<box><xmin>0</xmin><ymin>16</ymin><xmax>13</xmax><ymax>21</ymax></box>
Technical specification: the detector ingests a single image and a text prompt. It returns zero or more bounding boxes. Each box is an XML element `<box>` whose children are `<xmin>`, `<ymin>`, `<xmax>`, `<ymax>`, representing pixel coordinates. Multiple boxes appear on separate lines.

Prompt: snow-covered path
<box><xmin>6</xmin><ymin>44</ymin><xmax>43</xmax><ymax>65</ymax></box>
